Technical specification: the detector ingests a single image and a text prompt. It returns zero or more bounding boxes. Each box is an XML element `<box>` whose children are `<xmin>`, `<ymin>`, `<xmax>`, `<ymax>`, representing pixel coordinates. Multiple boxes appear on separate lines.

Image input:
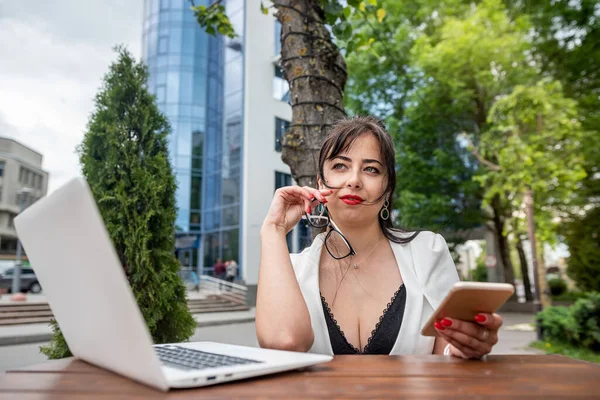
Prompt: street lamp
<box><xmin>11</xmin><ymin>187</ymin><xmax>34</xmax><ymax>297</ymax></box>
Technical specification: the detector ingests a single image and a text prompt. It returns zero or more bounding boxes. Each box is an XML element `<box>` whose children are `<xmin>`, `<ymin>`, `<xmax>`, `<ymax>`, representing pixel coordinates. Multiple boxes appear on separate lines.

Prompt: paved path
<box><xmin>492</xmin><ymin>312</ymin><xmax>542</xmax><ymax>355</ymax></box>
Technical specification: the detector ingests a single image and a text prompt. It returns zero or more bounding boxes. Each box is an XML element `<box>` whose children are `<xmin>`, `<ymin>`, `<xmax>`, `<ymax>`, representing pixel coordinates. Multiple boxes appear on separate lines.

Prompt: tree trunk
<box><xmin>537</xmin><ymin>242</ymin><xmax>552</xmax><ymax>308</ymax></box>
<box><xmin>274</xmin><ymin>0</ymin><xmax>347</xmax><ymax>189</ymax></box>
<box><xmin>491</xmin><ymin>196</ymin><xmax>516</xmax><ymax>288</ymax></box>
<box><xmin>516</xmin><ymin>237</ymin><xmax>533</xmax><ymax>302</ymax></box>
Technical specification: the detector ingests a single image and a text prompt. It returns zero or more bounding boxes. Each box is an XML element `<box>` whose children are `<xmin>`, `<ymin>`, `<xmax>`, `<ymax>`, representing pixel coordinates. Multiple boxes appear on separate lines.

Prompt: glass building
<box><xmin>142</xmin><ymin>0</ymin><xmax>244</xmax><ymax>275</ymax></box>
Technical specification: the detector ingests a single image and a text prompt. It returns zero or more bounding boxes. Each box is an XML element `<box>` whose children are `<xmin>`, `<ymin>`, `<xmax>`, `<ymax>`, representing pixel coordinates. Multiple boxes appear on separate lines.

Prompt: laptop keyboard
<box><xmin>155</xmin><ymin>345</ymin><xmax>263</xmax><ymax>371</ymax></box>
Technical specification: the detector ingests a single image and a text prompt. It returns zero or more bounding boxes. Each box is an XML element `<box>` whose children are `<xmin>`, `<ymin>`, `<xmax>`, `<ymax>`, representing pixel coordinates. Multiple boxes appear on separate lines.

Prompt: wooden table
<box><xmin>1</xmin><ymin>355</ymin><xmax>599</xmax><ymax>399</ymax></box>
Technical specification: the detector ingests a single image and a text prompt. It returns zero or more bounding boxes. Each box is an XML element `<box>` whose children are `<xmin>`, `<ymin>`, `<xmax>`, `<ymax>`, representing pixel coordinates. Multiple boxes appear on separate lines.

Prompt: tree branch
<box><xmin>463</xmin><ymin>134</ymin><xmax>502</xmax><ymax>171</ymax></box>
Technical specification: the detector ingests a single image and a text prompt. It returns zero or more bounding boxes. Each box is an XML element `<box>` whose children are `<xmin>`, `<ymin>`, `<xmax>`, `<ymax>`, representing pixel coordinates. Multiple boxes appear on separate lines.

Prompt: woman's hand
<box><xmin>262</xmin><ymin>186</ymin><xmax>332</xmax><ymax>234</ymax></box>
<box><xmin>434</xmin><ymin>313</ymin><xmax>502</xmax><ymax>359</ymax></box>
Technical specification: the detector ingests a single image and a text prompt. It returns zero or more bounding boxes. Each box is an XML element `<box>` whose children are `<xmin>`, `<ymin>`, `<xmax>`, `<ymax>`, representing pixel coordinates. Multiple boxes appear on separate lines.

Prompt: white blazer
<box><xmin>290</xmin><ymin>230</ymin><xmax>460</xmax><ymax>355</ymax></box>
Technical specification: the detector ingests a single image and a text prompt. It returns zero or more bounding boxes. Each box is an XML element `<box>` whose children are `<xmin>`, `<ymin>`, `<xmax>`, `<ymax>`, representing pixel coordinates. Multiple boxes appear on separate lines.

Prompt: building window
<box><xmin>0</xmin><ymin>162</ymin><xmax>4</xmax><ymax>177</ymax></box>
<box><xmin>191</xmin><ymin>130</ymin><xmax>203</xmax><ymax>172</ymax></box>
<box><xmin>275</xmin><ymin>171</ymin><xmax>292</xmax><ymax>191</ymax></box>
<box><xmin>275</xmin><ymin>117</ymin><xmax>290</xmax><ymax>152</ymax></box>
<box><xmin>274</xmin><ymin>20</ymin><xmax>282</xmax><ymax>56</ymax></box>
<box><xmin>155</xmin><ymin>84</ymin><xmax>166</xmax><ymax>103</ymax></box>
<box><xmin>273</xmin><ymin>66</ymin><xmax>290</xmax><ymax>102</ymax></box>
<box><xmin>297</xmin><ymin>219</ymin><xmax>312</xmax><ymax>253</ymax></box>
<box><xmin>158</xmin><ymin>35</ymin><xmax>169</xmax><ymax>54</ymax></box>
<box><xmin>275</xmin><ymin>171</ymin><xmax>293</xmax><ymax>251</ymax></box>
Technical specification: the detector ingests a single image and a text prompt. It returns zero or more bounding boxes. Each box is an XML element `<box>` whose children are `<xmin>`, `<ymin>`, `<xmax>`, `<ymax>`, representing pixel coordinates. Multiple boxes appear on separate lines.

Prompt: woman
<box><xmin>257</xmin><ymin>116</ymin><xmax>502</xmax><ymax>358</ymax></box>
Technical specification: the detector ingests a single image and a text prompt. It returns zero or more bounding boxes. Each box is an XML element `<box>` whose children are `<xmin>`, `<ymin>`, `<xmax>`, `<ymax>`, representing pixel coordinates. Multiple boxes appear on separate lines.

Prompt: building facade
<box><xmin>143</xmin><ymin>0</ymin><xmax>307</xmax><ymax>299</ymax></box>
<box><xmin>0</xmin><ymin>138</ymin><xmax>48</xmax><ymax>258</ymax></box>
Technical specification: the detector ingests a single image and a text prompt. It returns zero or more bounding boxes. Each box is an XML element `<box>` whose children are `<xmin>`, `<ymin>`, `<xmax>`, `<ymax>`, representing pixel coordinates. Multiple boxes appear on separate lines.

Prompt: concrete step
<box><xmin>189</xmin><ymin>305</ymin><xmax>250</xmax><ymax>313</ymax></box>
<box><xmin>0</xmin><ymin>317</ymin><xmax>54</xmax><ymax>326</ymax></box>
<box><xmin>0</xmin><ymin>305</ymin><xmax>52</xmax><ymax>313</ymax></box>
<box><xmin>0</xmin><ymin>295</ymin><xmax>249</xmax><ymax>326</ymax></box>
<box><xmin>0</xmin><ymin>311</ymin><xmax>54</xmax><ymax>319</ymax></box>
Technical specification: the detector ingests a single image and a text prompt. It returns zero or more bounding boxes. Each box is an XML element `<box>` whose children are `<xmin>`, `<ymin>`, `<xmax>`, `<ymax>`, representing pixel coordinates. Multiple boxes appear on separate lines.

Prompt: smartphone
<box><xmin>420</xmin><ymin>281</ymin><xmax>515</xmax><ymax>337</ymax></box>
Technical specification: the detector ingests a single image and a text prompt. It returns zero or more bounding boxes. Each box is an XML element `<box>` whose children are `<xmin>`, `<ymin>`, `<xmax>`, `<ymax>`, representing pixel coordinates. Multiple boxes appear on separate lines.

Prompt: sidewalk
<box><xmin>492</xmin><ymin>312</ymin><xmax>543</xmax><ymax>355</ymax></box>
<box><xmin>0</xmin><ymin>308</ymin><xmax>256</xmax><ymax>346</ymax></box>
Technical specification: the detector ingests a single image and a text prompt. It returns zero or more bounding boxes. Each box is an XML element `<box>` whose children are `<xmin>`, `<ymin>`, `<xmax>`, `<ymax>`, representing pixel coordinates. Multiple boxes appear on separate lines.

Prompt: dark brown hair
<box><xmin>318</xmin><ymin>116</ymin><xmax>418</xmax><ymax>244</ymax></box>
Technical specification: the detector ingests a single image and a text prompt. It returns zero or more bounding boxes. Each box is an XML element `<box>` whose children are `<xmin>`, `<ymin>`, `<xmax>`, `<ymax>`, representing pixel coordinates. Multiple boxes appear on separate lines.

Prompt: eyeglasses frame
<box><xmin>304</xmin><ymin>198</ymin><xmax>356</xmax><ymax>260</ymax></box>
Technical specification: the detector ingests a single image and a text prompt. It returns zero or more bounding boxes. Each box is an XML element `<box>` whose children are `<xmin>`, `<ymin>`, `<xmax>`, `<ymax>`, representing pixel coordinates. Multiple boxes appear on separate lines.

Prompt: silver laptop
<box><xmin>14</xmin><ymin>178</ymin><xmax>332</xmax><ymax>391</ymax></box>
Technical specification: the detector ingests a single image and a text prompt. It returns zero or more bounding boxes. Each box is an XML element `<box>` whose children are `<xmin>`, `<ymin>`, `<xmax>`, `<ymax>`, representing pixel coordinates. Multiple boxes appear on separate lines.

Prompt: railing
<box><xmin>198</xmin><ymin>275</ymin><xmax>247</xmax><ymax>306</ymax></box>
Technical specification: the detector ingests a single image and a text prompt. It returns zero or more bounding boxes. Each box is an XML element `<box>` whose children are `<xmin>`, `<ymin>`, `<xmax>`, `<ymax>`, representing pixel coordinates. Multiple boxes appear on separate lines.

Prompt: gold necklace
<box><xmin>352</xmin><ymin>236</ymin><xmax>383</xmax><ymax>269</ymax></box>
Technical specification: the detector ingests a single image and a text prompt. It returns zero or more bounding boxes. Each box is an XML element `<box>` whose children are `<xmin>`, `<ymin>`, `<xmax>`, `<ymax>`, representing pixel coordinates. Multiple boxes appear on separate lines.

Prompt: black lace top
<box><xmin>320</xmin><ymin>285</ymin><xmax>406</xmax><ymax>354</ymax></box>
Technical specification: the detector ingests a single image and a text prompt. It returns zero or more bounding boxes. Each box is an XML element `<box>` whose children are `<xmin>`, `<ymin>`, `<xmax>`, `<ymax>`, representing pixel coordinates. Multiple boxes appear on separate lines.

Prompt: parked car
<box><xmin>0</xmin><ymin>267</ymin><xmax>42</xmax><ymax>293</ymax></box>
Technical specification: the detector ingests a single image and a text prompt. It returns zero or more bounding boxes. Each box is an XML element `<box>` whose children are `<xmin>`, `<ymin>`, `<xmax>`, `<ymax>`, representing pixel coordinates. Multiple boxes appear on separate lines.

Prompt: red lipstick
<box><xmin>340</xmin><ymin>195</ymin><xmax>363</xmax><ymax>205</ymax></box>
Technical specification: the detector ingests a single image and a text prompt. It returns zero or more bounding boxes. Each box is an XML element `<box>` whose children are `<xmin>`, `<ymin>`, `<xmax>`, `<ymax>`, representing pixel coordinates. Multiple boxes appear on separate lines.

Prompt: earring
<box><xmin>380</xmin><ymin>200</ymin><xmax>390</xmax><ymax>220</ymax></box>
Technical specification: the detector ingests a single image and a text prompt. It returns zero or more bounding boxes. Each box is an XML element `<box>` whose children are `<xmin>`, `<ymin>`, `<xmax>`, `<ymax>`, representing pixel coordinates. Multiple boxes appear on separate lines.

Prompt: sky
<box><xmin>0</xmin><ymin>0</ymin><xmax>143</xmax><ymax>193</ymax></box>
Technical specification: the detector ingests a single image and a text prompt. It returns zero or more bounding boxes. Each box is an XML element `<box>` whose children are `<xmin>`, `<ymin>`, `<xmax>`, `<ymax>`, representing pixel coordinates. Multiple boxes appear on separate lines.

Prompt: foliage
<box><xmin>79</xmin><ymin>46</ymin><xmax>196</xmax><ymax>345</ymax></box>
<box><xmin>40</xmin><ymin>319</ymin><xmax>71</xmax><ymax>359</ymax></box>
<box><xmin>509</xmin><ymin>0</ymin><xmax>600</xmax><ymax>282</ymax></box>
<box><xmin>506</xmin><ymin>1</ymin><xmax>600</xmax><ymax>209</ymax></box>
<box><xmin>191</xmin><ymin>2</ymin><xmax>237</xmax><ymax>38</ymax></box>
<box><xmin>552</xmin><ymin>290</ymin><xmax>588</xmax><ymax>303</ymax></box>
<box><xmin>536</xmin><ymin>292</ymin><xmax>600</xmax><ymax>352</ymax></box>
<box><xmin>566</xmin><ymin>207</ymin><xmax>600</xmax><ymax>292</ymax></box>
<box><xmin>344</xmin><ymin>0</ymin><xmax>491</xmax><ymax>232</ymax></box>
<box><xmin>548</xmin><ymin>277</ymin><xmax>567</xmax><ymax>297</ymax></box>
<box><xmin>568</xmin><ymin>292</ymin><xmax>600</xmax><ymax>352</ymax></box>
<box><xmin>471</xmin><ymin>262</ymin><xmax>488</xmax><ymax>282</ymax></box>
<box><xmin>194</xmin><ymin>0</ymin><xmax>387</xmax><ymax>54</ymax></box>
<box><xmin>536</xmin><ymin>305</ymin><xmax>574</xmax><ymax>344</ymax></box>
<box><xmin>478</xmin><ymin>79</ymin><xmax>586</xmax><ymax>244</ymax></box>
<box><xmin>40</xmin><ymin>47</ymin><xmax>197</xmax><ymax>360</ymax></box>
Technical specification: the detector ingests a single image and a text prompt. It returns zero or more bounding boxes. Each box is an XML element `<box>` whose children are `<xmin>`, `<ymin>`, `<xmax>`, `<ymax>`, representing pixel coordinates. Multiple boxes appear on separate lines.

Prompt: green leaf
<box><xmin>260</xmin><ymin>1</ymin><xmax>269</xmax><ymax>15</ymax></box>
<box><xmin>347</xmin><ymin>0</ymin><xmax>361</xmax><ymax>7</ymax></box>
<box><xmin>343</xmin><ymin>6</ymin><xmax>352</xmax><ymax>20</ymax></box>
<box><xmin>324</xmin><ymin>1</ymin><xmax>344</xmax><ymax>23</ymax></box>
<box><xmin>368</xmin><ymin>0</ymin><xmax>377</xmax><ymax>5</ymax></box>
<box><xmin>332</xmin><ymin>20</ymin><xmax>353</xmax><ymax>41</ymax></box>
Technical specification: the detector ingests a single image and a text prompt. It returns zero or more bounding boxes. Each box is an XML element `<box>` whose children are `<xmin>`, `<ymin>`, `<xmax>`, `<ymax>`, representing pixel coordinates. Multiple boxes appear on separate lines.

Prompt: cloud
<box><xmin>0</xmin><ymin>0</ymin><xmax>142</xmax><ymax>193</ymax></box>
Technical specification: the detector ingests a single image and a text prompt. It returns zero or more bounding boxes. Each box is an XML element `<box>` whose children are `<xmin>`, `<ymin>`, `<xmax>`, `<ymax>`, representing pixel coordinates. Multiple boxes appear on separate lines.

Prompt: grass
<box><xmin>530</xmin><ymin>340</ymin><xmax>600</xmax><ymax>364</ymax></box>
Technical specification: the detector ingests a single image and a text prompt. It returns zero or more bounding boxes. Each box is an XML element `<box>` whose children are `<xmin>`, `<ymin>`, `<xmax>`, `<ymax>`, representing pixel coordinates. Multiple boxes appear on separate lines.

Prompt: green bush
<box><xmin>472</xmin><ymin>262</ymin><xmax>488</xmax><ymax>282</ymax></box>
<box><xmin>569</xmin><ymin>292</ymin><xmax>600</xmax><ymax>352</ymax></box>
<box><xmin>565</xmin><ymin>207</ymin><xmax>600</xmax><ymax>292</ymax></box>
<box><xmin>548</xmin><ymin>278</ymin><xmax>568</xmax><ymax>296</ymax></box>
<box><xmin>536</xmin><ymin>292</ymin><xmax>600</xmax><ymax>352</ymax></box>
<box><xmin>536</xmin><ymin>305</ymin><xmax>574</xmax><ymax>344</ymax></box>
<box><xmin>552</xmin><ymin>290</ymin><xmax>588</xmax><ymax>303</ymax></box>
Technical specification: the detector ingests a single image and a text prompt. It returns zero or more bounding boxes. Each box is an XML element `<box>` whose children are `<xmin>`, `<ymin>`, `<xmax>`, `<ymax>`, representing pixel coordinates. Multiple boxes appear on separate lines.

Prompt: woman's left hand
<box><xmin>434</xmin><ymin>313</ymin><xmax>503</xmax><ymax>359</ymax></box>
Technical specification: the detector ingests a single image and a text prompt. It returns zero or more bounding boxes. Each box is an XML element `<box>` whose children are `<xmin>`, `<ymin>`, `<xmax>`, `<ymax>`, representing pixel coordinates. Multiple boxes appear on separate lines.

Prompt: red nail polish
<box><xmin>474</xmin><ymin>314</ymin><xmax>487</xmax><ymax>323</ymax></box>
<box><xmin>434</xmin><ymin>322</ymin><xmax>445</xmax><ymax>330</ymax></box>
<box><xmin>441</xmin><ymin>318</ymin><xmax>453</xmax><ymax>327</ymax></box>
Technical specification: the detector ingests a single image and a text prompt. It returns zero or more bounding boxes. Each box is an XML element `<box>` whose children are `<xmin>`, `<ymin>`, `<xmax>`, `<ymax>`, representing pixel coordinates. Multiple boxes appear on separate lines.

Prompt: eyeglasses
<box><xmin>303</xmin><ymin>199</ymin><xmax>356</xmax><ymax>260</ymax></box>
